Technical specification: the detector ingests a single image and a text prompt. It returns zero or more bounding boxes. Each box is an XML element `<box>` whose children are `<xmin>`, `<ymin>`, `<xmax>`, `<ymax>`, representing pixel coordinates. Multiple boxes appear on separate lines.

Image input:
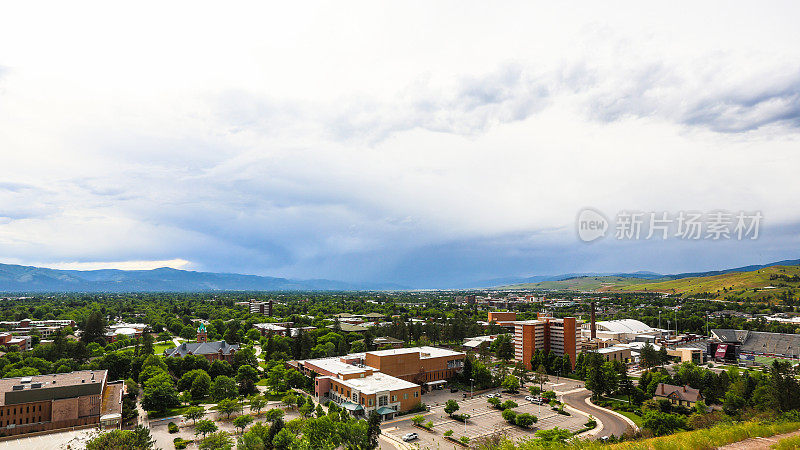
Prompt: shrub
<box><xmin>168</xmin><ymin>422</ymin><xmax>179</xmax><ymax>433</ymax></box>
<box><xmin>459</xmin><ymin>436</ymin><xmax>470</xmax><ymax>445</ymax></box>
<box><xmin>173</xmin><ymin>437</ymin><xmax>190</xmax><ymax>449</ymax></box>
<box><xmin>444</xmin><ymin>430</ymin><xmax>453</xmax><ymax>437</ymax></box>
<box><xmin>411</xmin><ymin>415</ymin><xmax>425</xmax><ymax>425</ymax></box>
<box><xmin>515</xmin><ymin>413</ymin><xmax>536</xmax><ymax>428</ymax></box>
<box><xmin>425</xmin><ymin>421</ymin><xmax>434</xmax><ymax>429</ymax></box>
<box><xmin>502</xmin><ymin>409</ymin><xmax>517</xmax><ymax>423</ymax></box>
<box><xmin>488</xmin><ymin>397</ymin><xmax>501</xmax><ymax>408</ymax></box>
<box><xmin>500</xmin><ymin>400</ymin><xmax>518</xmax><ymax>410</ymax></box>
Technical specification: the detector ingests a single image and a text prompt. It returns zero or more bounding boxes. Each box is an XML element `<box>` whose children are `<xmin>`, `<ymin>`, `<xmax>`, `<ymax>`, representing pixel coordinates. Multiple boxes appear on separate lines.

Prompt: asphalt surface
<box><xmin>561</xmin><ymin>389</ymin><xmax>633</xmax><ymax>439</ymax></box>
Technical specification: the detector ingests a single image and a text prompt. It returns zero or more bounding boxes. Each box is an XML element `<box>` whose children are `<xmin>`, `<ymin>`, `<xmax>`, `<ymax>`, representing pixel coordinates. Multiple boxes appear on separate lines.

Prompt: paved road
<box><xmin>561</xmin><ymin>389</ymin><xmax>632</xmax><ymax>439</ymax></box>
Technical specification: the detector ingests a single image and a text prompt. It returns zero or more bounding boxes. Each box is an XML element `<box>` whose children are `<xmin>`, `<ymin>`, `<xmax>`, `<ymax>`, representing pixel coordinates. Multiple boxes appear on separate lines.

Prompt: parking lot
<box><xmin>383</xmin><ymin>382</ymin><xmax>588</xmax><ymax>449</ymax></box>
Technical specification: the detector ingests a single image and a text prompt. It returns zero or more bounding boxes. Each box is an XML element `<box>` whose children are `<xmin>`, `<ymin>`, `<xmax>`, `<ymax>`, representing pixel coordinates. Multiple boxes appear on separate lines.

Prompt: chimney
<box><xmin>590</xmin><ymin>302</ymin><xmax>597</xmax><ymax>340</ymax></box>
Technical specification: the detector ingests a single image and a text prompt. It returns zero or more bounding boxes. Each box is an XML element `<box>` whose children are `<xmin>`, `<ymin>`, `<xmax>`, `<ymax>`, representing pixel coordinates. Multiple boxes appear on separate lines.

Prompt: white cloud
<box><xmin>0</xmin><ymin>1</ymin><xmax>799</xmax><ymax>284</ymax></box>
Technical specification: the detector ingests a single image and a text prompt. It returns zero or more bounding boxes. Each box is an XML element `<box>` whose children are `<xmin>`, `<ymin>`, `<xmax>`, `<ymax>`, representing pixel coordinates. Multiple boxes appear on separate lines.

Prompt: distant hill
<box><xmin>0</xmin><ymin>263</ymin><xmax>407</xmax><ymax>293</ymax></box>
<box><xmin>496</xmin><ymin>260</ymin><xmax>800</xmax><ymax>301</ymax></box>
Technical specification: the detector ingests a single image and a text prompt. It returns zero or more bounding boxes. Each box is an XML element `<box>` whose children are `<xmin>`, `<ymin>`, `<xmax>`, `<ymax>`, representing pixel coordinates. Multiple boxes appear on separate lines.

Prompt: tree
<box><xmin>211</xmin><ymin>375</ymin><xmax>238</xmax><ymax>401</ymax></box>
<box><xmin>209</xmin><ymin>360</ymin><xmax>234</xmax><ymax>379</ymax></box>
<box><xmin>367</xmin><ymin>410</ymin><xmax>382</xmax><ymax>449</ymax></box>
<box><xmin>217</xmin><ymin>398</ymin><xmax>240</xmax><ymax>419</ymax></box>
<box><xmin>444</xmin><ymin>399</ymin><xmax>460</xmax><ymax>417</ymax></box>
<box><xmin>528</xmin><ymin>385</ymin><xmax>542</xmax><ymax>396</ymax></box>
<box><xmin>515</xmin><ymin>413</ymin><xmax>536</xmax><ymax>428</ymax></box>
<box><xmin>233</xmin><ymin>415</ymin><xmax>254</xmax><ymax>434</ymax></box>
<box><xmin>249</xmin><ymin>395</ymin><xmax>267</xmax><ymax>416</ymax></box>
<box><xmin>299</xmin><ymin>399</ymin><xmax>314</xmax><ymax>417</ymax></box>
<box><xmin>237</xmin><ymin>364</ymin><xmax>260</xmax><ymax>396</ymax></box>
<box><xmin>493</xmin><ymin>334</ymin><xmax>514</xmax><ymax>360</ymax></box>
<box><xmin>487</xmin><ymin>397</ymin><xmax>501</xmax><ymax>408</ymax></box>
<box><xmin>184</xmin><ymin>406</ymin><xmax>205</xmax><ymax>425</ymax></box>
<box><xmin>500</xmin><ymin>400</ymin><xmax>518</xmax><ymax>410</ymax></box>
<box><xmin>272</xmin><ymin>428</ymin><xmax>294</xmax><ymax>450</ymax></box>
<box><xmin>502</xmin><ymin>409</ymin><xmax>517</xmax><ymax>423</ymax></box>
<box><xmin>534</xmin><ymin>364</ymin><xmax>549</xmax><ymax>391</ymax></box>
<box><xmin>191</xmin><ymin>372</ymin><xmax>212</xmax><ymax>400</ymax></box>
<box><xmin>142</xmin><ymin>373</ymin><xmax>179</xmax><ymax>413</ymax></box>
<box><xmin>264</xmin><ymin>408</ymin><xmax>285</xmax><ymax>422</ymax></box>
<box><xmin>502</xmin><ymin>375</ymin><xmax>520</xmax><ymax>393</ymax></box>
<box><xmin>85</xmin><ymin>426</ymin><xmax>155</xmax><ymax>450</ymax></box>
<box><xmin>640</xmin><ymin>343</ymin><xmax>658</xmax><ymax>369</ymax></box>
<box><xmin>81</xmin><ymin>311</ymin><xmax>107</xmax><ymax>345</ymax></box>
<box><xmin>140</xmin><ymin>333</ymin><xmax>155</xmax><ymax>356</ymax></box>
<box><xmin>195</xmin><ymin>419</ymin><xmax>218</xmax><ymax>439</ymax></box>
<box><xmin>642</xmin><ymin>411</ymin><xmax>686</xmax><ymax>436</ymax></box>
<box><xmin>200</xmin><ymin>431</ymin><xmax>234</xmax><ymax>450</ymax></box>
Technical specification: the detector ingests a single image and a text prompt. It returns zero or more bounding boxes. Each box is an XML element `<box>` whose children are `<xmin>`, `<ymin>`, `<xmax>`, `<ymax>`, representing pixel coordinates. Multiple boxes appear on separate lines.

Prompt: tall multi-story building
<box><xmin>0</xmin><ymin>370</ymin><xmax>123</xmax><ymax>436</ymax></box>
<box><xmin>514</xmin><ymin>313</ymin><xmax>581</xmax><ymax>369</ymax></box>
<box><xmin>248</xmin><ymin>300</ymin><xmax>273</xmax><ymax>316</ymax></box>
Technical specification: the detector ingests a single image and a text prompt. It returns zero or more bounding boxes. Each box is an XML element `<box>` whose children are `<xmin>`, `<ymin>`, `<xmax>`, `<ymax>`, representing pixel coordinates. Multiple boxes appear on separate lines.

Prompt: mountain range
<box><xmin>0</xmin><ymin>263</ymin><xmax>408</xmax><ymax>293</ymax></box>
<box><xmin>0</xmin><ymin>258</ymin><xmax>798</xmax><ymax>293</ymax></box>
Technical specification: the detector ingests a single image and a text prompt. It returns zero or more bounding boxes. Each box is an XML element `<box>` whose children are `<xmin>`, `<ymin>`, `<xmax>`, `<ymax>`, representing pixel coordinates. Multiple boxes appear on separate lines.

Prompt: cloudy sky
<box><xmin>1</xmin><ymin>1</ymin><xmax>799</xmax><ymax>287</ymax></box>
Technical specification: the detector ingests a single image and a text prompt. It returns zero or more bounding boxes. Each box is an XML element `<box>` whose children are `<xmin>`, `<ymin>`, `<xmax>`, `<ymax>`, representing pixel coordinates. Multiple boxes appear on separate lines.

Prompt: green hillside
<box><xmin>617</xmin><ymin>265</ymin><xmax>800</xmax><ymax>301</ymax></box>
<box><xmin>502</xmin><ymin>265</ymin><xmax>800</xmax><ymax>302</ymax></box>
<box><xmin>501</xmin><ymin>276</ymin><xmax>665</xmax><ymax>291</ymax></box>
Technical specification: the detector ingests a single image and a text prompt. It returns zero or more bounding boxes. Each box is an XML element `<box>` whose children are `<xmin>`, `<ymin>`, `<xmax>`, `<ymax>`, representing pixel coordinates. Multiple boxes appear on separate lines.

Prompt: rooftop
<box><xmin>164</xmin><ymin>341</ymin><xmax>239</xmax><ymax>358</ymax></box>
<box><xmin>300</xmin><ymin>357</ymin><xmax>370</xmax><ymax>376</ymax></box>
<box><xmin>366</xmin><ymin>346</ymin><xmax>464</xmax><ymax>359</ymax></box>
<box><xmin>592</xmin><ymin>319</ymin><xmax>655</xmax><ymax>334</ymax></box>
<box><xmin>0</xmin><ymin>370</ymin><xmax>107</xmax><ymax>406</ymax></box>
<box><xmin>330</xmin><ymin>372</ymin><xmax>418</xmax><ymax>395</ymax></box>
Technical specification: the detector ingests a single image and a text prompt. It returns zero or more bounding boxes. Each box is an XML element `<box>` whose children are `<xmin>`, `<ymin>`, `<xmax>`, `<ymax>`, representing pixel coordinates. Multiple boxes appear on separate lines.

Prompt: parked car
<box><xmin>524</xmin><ymin>396</ymin><xmax>534</xmax><ymax>402</ymax></box>
<box><xmin>402</xmin><ymin>433</ymin><xmax>419</xmax><ymax>442</ymax></box>
<box><xmin>450</xmin><ymin>387</ymin><xmax>459</xmax><ymax>393</ymax></box>
<box><xmin>486</xmin><ymin>393</ymin><xmax>496</xmax><ymax>398</ymax></box>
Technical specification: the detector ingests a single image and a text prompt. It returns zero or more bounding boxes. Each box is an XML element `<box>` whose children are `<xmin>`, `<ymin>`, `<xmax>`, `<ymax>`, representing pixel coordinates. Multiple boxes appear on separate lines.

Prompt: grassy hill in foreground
<box><xmin>501</xmin><ymin>265</ymin><xmax>800</xmax><ymax>301</ymax></box>
<box><xmin>483</xmin><ymin>420</ymin><xmax>800</xmax><ymax>450</ymax></box>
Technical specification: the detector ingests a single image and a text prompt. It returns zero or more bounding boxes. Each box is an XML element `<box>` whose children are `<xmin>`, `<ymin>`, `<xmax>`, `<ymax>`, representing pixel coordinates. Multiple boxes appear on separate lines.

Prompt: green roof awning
<box><xmin>376</xmin><ymin>407</ymin><xmax>396</xmax><ymax>415</ymax></box>
<box><xmin>341</xmin><ymin>402</ymin><xmax>364</xmax><ymax>411</ymax></box>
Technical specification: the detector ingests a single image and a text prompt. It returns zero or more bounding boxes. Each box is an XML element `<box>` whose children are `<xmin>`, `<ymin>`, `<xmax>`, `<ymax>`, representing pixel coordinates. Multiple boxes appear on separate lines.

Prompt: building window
<box><xmin>369</xmin><ymin>399</ymin><xmax>374</xmax><ymax>406</ymax></box>
<box><xmin>404</xmin><ymin>393</ymin><xmax>408</xmax><ymax>400</ymax></box>
<box><xmin>352</xmin><ymin>393</ymin><xmax>358</xmax><ymax>402</ymax></box>
<box><xmin>414</xmin><ymin>391</ymin><xmax>419</xmax><ymax>398</ymax></box>
<box><xmin>379</xmin><ymin>396</ymin><xmax>388</xmax><ymax>406</ymax></box>
<box><xmin>391</xmin><ymin>395</ymin><xmax>396</xmax><ymax>402</ymax></box>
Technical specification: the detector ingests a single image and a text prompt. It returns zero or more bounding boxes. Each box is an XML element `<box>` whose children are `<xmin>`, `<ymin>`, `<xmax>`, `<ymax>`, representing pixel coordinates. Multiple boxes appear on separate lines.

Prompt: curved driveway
<box><xmin>562</xmin><ymin>389</ymin><xmax>632</xmax><ymax>439</ymax></box>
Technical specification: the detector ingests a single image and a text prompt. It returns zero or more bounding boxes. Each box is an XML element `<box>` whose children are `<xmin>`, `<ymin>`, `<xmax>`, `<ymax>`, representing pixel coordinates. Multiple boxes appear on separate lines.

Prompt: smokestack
<box><xmin>590</xmin><ymin>302</ymin><xmax>597</xmax><ymax>340</ymax></box>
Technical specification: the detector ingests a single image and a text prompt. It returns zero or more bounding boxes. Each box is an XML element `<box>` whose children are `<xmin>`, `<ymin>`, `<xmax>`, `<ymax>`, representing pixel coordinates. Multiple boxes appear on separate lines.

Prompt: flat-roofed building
<box><xmin>363</xmin><ymin>346</ymin><xmax>465</xmax><ymax>386</ymax></box>
<box><xmin>597</xmin><ymin>346</ymin><xmax>633</xmax><ymax>363</ymax></box>
<box><xmin>488</xmin><ymin>311</ymin><xmax>517</xmax><ymax>323</ymax></box>
<box><xmin>514</xmin><ymin>314</ymin><xmax>581</xmax><ymax>370</ymax></box>
<box><xmin>0</xmin><ymin>334</ymin><xmax>31</xmax><ymax>352</ymax></box>
<box><xmin>0</xmin><ymin>370</ymin><xmax>122</xmax><ymax>436</ymax></box>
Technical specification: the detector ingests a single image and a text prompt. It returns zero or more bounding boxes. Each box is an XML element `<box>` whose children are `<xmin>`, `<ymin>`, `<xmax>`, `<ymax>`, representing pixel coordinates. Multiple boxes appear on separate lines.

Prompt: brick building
<box><xmin>163</xmin><ymin>324</ymin><xmax>239</xmax><ymax>362</ymax></box>
<box><xmin>514</xmin><ymin>313</ymin><xmax>581</xmax><ymax>370</ymax></box>
<box><xmin>0</xmin><ymin>370</ymin><xmax>122</xmax><ymax>436</ymax></box>
<box><xmin>0</xmin><ymin>333</ymin><xmax>31</xmax><ymax>352</ymax></box>
<box><xmin>293</xmin><ymin>346</ymin><xmax>464</xmax><ymax>417</ymax></box>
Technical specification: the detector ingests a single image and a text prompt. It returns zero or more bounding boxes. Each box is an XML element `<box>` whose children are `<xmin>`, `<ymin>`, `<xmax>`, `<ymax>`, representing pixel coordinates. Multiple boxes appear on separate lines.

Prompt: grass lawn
<box><xmin>148</xmin><ymin>405</ymin><xmax>192</xmax><ymax>419</ymax></box>
<box><xmin>618</xmin><ymin>410</ymin><xmax>643</xmax><ymax>427</ymax></box>
<box><xmin>153</xmin><ymin>343</ymin><xmax>174</xmax><ymax>354</ymax></box>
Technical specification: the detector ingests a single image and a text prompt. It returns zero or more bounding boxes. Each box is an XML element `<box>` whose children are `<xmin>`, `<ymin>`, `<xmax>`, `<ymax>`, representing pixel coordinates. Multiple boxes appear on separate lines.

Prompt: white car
<box><xmin>402</xmin><ymin>433</ymin><xmax>419</xmax><ymax>442</ymax></box>
<box><xmin>524</xmin><ymin>396</ymin><xmax>534</xmax><ymax>402</ymax></box>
